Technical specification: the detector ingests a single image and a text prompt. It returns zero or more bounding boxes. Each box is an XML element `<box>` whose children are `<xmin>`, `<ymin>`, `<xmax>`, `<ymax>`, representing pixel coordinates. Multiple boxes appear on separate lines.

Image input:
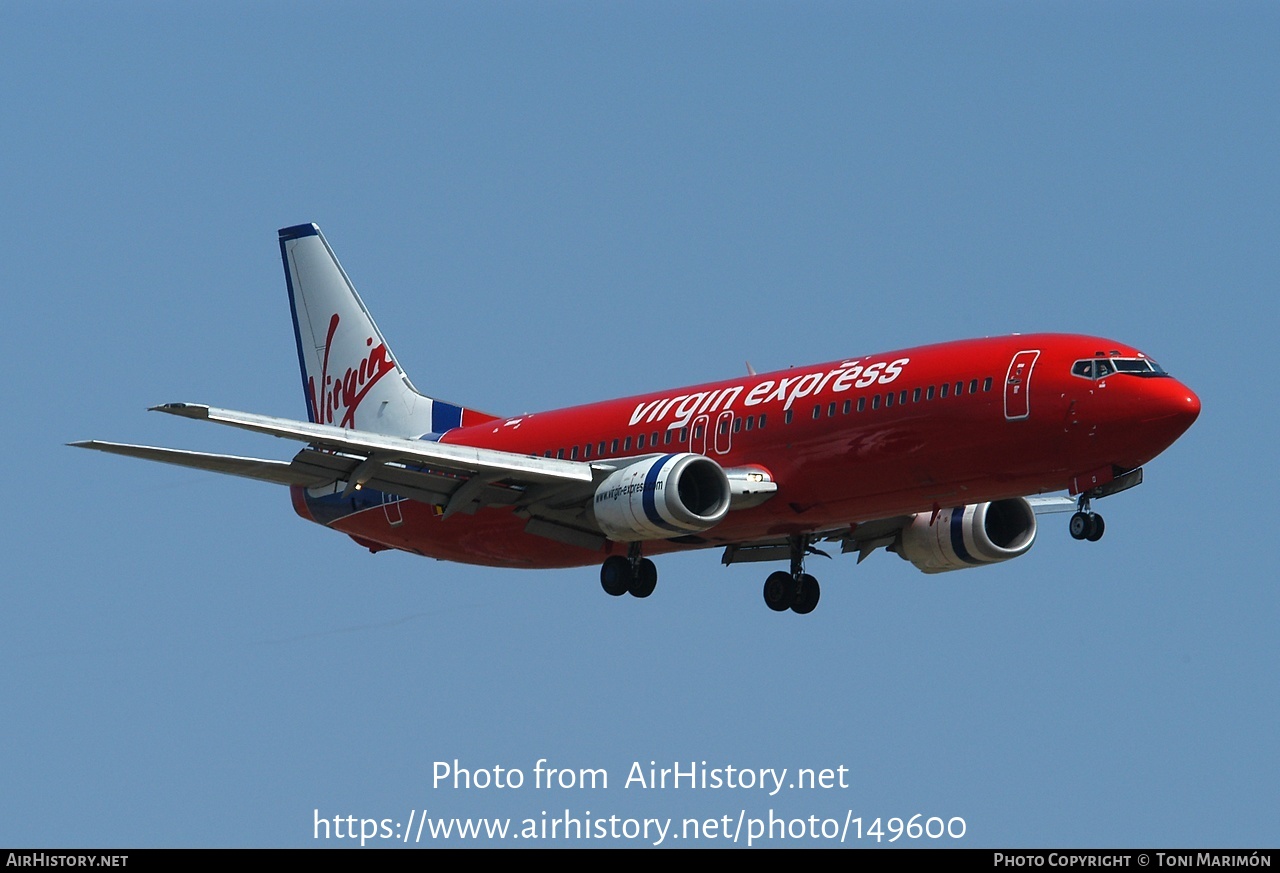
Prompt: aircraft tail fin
<box><xmin>278</xmin><ymin>224</ymin><xmax>494</xmax><ymax>438</ymax></box>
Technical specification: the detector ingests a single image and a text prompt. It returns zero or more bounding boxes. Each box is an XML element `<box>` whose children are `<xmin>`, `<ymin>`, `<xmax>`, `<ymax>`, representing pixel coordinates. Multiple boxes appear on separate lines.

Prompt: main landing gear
<box><xmin>1069</xmin><ymin>495</ymin><xmax>1105</xmax><ymax>542</ymax></box>
<box><xmin>761</xmin><ymin>535</ymin><xmax>823</xmax><ymax>615</ymax></box>
<box><xmin>600</xmin><ymin>544</ymin><xmax>657</xmax><ymax>599</ymax></box>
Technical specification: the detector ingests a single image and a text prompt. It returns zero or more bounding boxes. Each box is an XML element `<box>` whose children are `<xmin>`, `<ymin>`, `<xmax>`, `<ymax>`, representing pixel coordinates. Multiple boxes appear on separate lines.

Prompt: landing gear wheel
<box><xmin>1086</xmin><ymin>513</ymin><xmax>1105</xmax><ymax>542</ymax></box>
<box><xmin>1069</xmin><ymin>512</ymin><xmax>1091</xmax><ymax>541</ymax></box>
<box><xmin>1070</xmin><ymin>511</ymin><xmax>1106</xmax><ymax>542</ymax></box>
<box><xmin>600</xmin><ymin>556</ymin><xmax>632</xmax><ymax>597</ymax></box>
<box><xmin>763</xmin><ymin>571</ymin><xmax>795</xmax><ymax>612</ymax></box>
<box><xmin>629</xmin><ymin>558</ymin><xmax>657</xmax><ymax>598</ymax></box>
<box><xmin>791</xmin><ymin>573</ymin><xmax>821</xmax><ymax>615</ymax></box>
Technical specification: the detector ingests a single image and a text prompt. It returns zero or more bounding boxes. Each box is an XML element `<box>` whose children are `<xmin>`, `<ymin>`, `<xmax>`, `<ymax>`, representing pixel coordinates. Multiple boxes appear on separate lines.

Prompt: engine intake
<box><xmin>895</xmin><ymin>498</ymin><xmax>1037</xmax><ymax>574</ymax></box>
<box><xmin>593</xmin><ymin>453</ymin><xmax>731</xmax><ymax>541</ymax></box>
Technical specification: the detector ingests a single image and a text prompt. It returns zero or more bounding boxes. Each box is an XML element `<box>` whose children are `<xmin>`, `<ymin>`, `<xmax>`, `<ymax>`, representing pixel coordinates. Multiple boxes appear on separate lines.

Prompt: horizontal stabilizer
<box><xmin>68</xmin><ymin>441</ymin><xmax>329</xmax><ymax>488</ymax></box>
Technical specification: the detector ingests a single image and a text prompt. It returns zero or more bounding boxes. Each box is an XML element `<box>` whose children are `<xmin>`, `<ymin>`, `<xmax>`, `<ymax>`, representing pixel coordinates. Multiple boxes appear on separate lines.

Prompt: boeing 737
<box><xmin>73</xmin><ymin>224</ymin><xmax>1201</xmax><ymax>614</ymax></box>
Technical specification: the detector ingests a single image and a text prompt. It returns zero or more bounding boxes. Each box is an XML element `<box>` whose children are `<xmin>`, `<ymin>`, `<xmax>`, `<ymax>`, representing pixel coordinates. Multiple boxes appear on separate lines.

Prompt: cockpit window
<box><xmin>1071</xmin><ymin>357</ymin><xmax>1168</xmax><ymax>380</ymax></box>
<box><xmin>1111</xmin><ymin>358</ymin><xmax>1167</xmax><ymax>376</ymax></box>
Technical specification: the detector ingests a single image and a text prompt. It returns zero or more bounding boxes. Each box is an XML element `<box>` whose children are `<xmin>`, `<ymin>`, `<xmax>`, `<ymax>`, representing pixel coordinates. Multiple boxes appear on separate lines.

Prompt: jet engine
<box><xmin>894</xmin><ymin>498</ymin><xmax>1037</xmax><ymax>574</ymax></box>
<box><xmin>593</xmin><ymin>453</ymin><xmax>731</xmax><ymax>541</ymax></box>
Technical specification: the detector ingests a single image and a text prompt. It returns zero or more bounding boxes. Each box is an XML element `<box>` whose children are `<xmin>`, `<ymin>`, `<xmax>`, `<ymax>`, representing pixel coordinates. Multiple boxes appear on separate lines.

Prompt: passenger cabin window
<box><xmin>571</xmin><ymin>446</ymin><xmax>579</xmax><ymax>460</ymax></box>
<box><xmin>623</xmin><ymin>436</ymin><xmax>632</xmax><ymax>451</ymax></box>
<box><xmin>758</xmin><ymin>415</ymin><xmax>767</xmax><ymax>429</ymax></box>
<box><xmin>637</xmin><ymin>434</ymin><xmax>646</xmax><ymax>449</ymax></box>
<box><xmin>611</xmin><ymin>439</ymin><xmax>619</xmax><ymax>453</ymax></box>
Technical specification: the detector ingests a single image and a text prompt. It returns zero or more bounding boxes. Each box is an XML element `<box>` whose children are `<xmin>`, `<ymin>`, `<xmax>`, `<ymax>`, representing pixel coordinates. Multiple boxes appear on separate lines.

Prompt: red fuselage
<box><xmin>297</xmin><ymin>333</ymin><xmax>1200</xmax><ymax>568</ymax></box>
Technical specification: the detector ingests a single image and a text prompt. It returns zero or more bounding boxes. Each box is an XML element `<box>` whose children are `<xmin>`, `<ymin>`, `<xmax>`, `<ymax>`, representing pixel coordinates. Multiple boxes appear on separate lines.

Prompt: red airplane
<box><xmin>74</xmin><ymin>223</ymin><xmax>1201</xmax><ymax>614</ymax></box>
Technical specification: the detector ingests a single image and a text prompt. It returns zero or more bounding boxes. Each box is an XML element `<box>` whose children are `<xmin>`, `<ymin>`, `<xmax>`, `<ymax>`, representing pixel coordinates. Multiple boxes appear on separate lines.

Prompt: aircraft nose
<box><xmin>1145</xmin><ymin>378</ymin><xmax>1201</xmax><ymax>440</ymax></box>
<box><xmin>1103</xmin><ymin>376</ymin><xmax>1200</xmax><ymax>470</ymax></box>
<box><xmin>1178</xmin><ymin>383</ymin><xmax>1202</xmax><ymax>427</ymax></box>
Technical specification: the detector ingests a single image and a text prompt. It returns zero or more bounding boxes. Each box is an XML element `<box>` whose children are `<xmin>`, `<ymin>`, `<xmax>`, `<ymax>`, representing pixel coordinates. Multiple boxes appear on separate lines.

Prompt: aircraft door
<box><xmin>1004</xmin><ymin>350</ymin><xmax>1041</xmax><ymax>421</ymax></box>
<box><xmin>690</xmin><ymin>415</ymin><xmax>709</xmax><ymax>455</ymax></box>
<box><xmin>383</xmin><ymin>491</ymin><xmax>404</xmax><ymax>527</ymax></box>
<box><xmin>714</xmin><ymin>411</ymin><xmax>734</xmax><ymax>455</ymax></box>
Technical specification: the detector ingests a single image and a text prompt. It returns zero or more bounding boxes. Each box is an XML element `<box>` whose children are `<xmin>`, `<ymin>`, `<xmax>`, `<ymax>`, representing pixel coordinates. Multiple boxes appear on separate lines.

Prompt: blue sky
<box><xmin>3</xmin><ymin>2</ymin><xmax>1276</xmax><ymax>847</ymax></box>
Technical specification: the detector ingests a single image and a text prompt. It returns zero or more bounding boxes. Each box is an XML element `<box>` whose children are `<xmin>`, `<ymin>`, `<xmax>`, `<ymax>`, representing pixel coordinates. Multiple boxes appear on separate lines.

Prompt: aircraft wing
<box><xmin>720</xmin><ymin>515</ymin><xmax>915</xmax><ymax>567</ymax></box>
<box><xmin>721</xmin><ymin>493</ymin><xmax>1080</xmax><ymax>568</ymax></box>
<box><xmin>149</xmin><ymin>403</ymin><xmax>593</xmax><ymax>485</ymax></box>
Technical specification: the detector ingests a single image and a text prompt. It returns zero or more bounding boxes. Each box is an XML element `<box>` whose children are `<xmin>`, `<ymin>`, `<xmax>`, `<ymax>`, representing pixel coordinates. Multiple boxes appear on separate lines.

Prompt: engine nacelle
<box><xmin>895</xmin><ymin>498</ymin><xmax>1037</xmax><ymax>574</ymax></box>
<box><xmin>593</xmin><ymin>453</ymin><xmax>731</xmax><ymax>541</ymax></box>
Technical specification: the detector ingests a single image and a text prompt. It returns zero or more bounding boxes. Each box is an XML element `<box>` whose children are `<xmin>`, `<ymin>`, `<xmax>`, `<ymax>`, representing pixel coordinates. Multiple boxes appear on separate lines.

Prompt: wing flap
<box><xmin>1025</xmin><ymin>495</ymin><xmax>1078</xmax><ymax>514</ymax></box>
<box><xmin>291</xmin><ymin>448</ymin><xmax>460</xmax><ymax>494</ymax></box>
<box><xmin>720</xmin><ymin>516</ymin><xmax>915</xmax><ymax>567</ymax></box>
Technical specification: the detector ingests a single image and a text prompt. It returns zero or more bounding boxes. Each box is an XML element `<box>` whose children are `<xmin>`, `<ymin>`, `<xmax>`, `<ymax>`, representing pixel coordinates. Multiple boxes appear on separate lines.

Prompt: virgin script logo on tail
<box><xmin>308</xmin><ymin>314</ymin><xmax>397</xmax><ymax>428</ymax></box>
